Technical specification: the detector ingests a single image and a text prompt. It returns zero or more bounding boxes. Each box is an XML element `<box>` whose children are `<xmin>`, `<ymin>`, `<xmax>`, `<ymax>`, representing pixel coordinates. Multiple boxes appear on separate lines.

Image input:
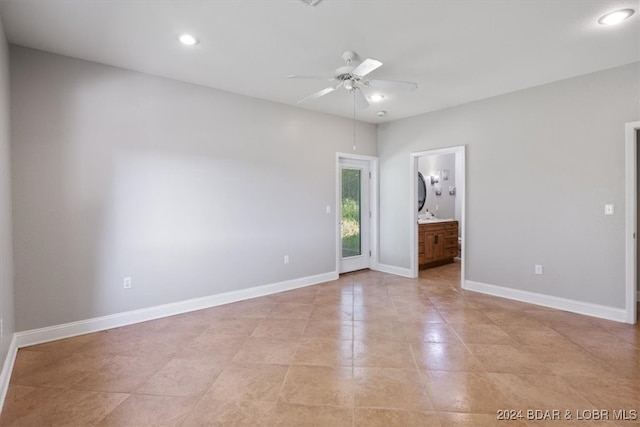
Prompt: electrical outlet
<box><xmin>535</xmin><ymin>265</ymin><xmax>543</xmax><ymax>275</ymax></box>
<box><xmin>326</xmin><ymin>205</ymin><xmax>331</xmax><ymax>214</ymax></box>
<box><xmin>604</xmin><ymin>204</ymin><xmax>614</xmax><ymax>215</ymax></box>
<box><xmin>284</xmin><ymin>255</ymin><xmax>289</xmax><ymax>264</ymax></box>
<box><xmin>123</xmin><ymin>277</ymin><xmax>132</xmax><ymax>289</ymax></box>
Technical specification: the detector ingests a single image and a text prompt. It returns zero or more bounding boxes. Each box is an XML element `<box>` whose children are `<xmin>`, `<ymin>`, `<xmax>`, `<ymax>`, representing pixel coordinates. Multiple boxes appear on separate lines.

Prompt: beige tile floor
<box><xmin>1</xmin><ymin>261</ymin><xmax>639</xmax><ymax>426</ymax></box>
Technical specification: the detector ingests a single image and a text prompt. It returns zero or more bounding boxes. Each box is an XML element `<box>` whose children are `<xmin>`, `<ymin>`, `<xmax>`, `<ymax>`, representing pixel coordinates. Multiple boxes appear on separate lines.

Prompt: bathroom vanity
<box><xmin>418</xmin><ymin>220</ymin><xmax>459</xmax><ymax>269</ymax></box>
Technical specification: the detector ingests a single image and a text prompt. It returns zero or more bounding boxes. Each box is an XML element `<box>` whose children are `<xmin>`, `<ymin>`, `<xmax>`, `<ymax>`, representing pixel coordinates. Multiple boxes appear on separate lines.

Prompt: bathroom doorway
<box><xmin>624</xmin><ymin>121</ymin><xmax>640</xmax><ymax>324</ymax></box>
<box><xmin>409</xmin><ymin>146</ymin><xmax>466</xmax><ymax>287</ymax></box>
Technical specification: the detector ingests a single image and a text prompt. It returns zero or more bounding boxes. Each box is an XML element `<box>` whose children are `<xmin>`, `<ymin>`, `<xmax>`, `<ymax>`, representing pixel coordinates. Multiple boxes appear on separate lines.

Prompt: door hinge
<box><xmin>369</xmin><ymin>211</ymin><xmax>371</xmax><ymax>218</ymax></box>
<box><xmin>369</xmin><ymin>171</ymin><xmax>371</xmax><ymax>179</ymax></box>
<box><xmin>369</xmin><ymin>250</ymin><xmax>372</xmax><ymax>257</ymax></box>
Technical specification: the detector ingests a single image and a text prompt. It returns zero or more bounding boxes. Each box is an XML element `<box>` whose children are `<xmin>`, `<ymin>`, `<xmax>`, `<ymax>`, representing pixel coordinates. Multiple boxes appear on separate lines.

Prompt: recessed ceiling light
<box><xmin>598</xmin><ymin>9</ymin><xmax>635</xmax><ymax>25</ymax></box>
<box><xmin>376</xmin><ymin>111</ymin><xmax>387</xmax><ymax>117</ymax></box>
<box><xmin>370</xmin><ymin>94</ymin><xmax>385</xmax><ymax>102</ymax></box>
<box><xmin>178</xmin><ymin>34</ymin><xmax>199</xmax><ymax>46</ymax></box>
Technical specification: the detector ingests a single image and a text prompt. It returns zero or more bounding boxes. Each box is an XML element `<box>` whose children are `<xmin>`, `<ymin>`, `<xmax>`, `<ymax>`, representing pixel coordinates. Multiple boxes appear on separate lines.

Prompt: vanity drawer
<box><xmin>445</xmin><ymin>247</ymin><xmax>458</xmax><ymax>257</ymax></box>
<box><xmin>443</xmin><ymin>222</ymin><xmax>457</xmax><ymax>230</ymax></box>
<box><xmin>445</xmin><ymin>238</ymin><xmax>457</xmax><ymax>248</ymax></box>
<box><xmin>445</xmin><ymin>229</ymin><xmax>457</xmax><ymax>238</ymax></box>
<box><xmin>420</xmin><ymin>224</ymin><xmax>445</xmax><ymax>232</ymax></box>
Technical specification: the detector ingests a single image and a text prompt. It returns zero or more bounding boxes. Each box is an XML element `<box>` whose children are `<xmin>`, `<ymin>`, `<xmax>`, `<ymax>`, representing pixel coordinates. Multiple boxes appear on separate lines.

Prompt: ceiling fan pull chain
<box><xmin>353</xmin><ymin>88</ymin><xmax>356</xmax><ymax>152</ymax></box>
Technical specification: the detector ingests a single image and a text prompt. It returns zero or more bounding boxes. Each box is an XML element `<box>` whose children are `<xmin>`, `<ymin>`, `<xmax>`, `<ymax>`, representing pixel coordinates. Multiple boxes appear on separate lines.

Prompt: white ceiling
<box><xmin>1</xmin><ymin>0</ymin><xmax>638</xmax><ymax>123</ymax></box>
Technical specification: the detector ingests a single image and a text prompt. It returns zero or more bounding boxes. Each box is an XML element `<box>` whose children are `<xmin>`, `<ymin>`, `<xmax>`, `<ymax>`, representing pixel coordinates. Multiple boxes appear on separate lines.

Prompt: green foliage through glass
<box><xmin>342</xmin><ymin>169</ymin><xmax>361</xmax><ymax>258</ymax></box>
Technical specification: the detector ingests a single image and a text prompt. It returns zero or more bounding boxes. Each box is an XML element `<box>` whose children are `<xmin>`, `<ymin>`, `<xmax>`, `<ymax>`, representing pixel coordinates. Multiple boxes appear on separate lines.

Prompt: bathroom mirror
<box><xmin>418</xmin><ymin>172</ymin><xmax>426</xmax><ymax>211</ymax></box>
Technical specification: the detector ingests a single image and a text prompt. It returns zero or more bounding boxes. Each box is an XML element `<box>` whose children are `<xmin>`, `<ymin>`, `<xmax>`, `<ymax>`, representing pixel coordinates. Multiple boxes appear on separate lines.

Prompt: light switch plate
<box><xmin>605</xmin><ymin>204</ymin><xmax>614</xmax><ymax>215</ymax></box>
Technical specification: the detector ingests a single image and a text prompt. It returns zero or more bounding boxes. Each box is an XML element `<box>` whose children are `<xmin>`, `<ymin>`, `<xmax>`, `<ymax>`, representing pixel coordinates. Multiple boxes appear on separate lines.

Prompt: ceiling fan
<box><xmin>288</xmin><ymin>50</ymin><xmax>418</xmax><ymax>109</ymax></box>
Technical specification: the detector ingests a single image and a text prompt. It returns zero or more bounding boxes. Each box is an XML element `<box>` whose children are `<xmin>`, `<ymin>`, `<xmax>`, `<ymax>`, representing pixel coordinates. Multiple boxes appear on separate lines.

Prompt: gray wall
<box><xmin>0</xmin><ymin>18</ymin><xmax>14</xmax><ymax>364</ymax></box>
<box><xmin>418</xmin><ymin>153</ymin><xmax>456</xmax><ymax>219</ymax></box>
<box><xmin>10</xmin><ymin>46</ymin><xmax>377</xmax><ymax>332</ymax></box>
<box><xmin>379</xmin><ymin>63</ymin><xmax>640</xmax><ymax>309</ymax></box>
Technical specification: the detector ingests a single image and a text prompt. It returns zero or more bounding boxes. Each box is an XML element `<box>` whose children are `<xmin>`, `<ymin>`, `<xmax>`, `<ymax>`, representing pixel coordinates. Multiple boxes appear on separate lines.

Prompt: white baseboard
<box><xmin>372</xmin><ymin>263</ymin><xmax>414</xmax><ymax>278</ymax></box>
<box><xmin>15</xmin><ymin>271</ymin><xmax>338</xmax><ymax>349</ymax></box>
<box><xmin>0</xmin><ymin>335</ymin><xmax>18</xmax><ymax>412</ymax></box>
<box><xmin>465</xmin><ymin>280</ymin><xmax>627</xmax><ymax>323</ymax></box>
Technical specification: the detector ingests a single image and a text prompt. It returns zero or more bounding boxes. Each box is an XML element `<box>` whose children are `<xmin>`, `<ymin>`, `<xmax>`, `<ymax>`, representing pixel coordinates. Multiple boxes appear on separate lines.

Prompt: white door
<box><xmin>339</xmin><ymin>158</ymin><xmax>370</xmax><ymax>273</ymax></box>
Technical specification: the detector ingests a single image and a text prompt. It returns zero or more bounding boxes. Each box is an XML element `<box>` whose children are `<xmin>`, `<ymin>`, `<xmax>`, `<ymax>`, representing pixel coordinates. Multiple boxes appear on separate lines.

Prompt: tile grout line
<box><xmin>176</xmin><ymin>315</ymin><xmax>263</xmax><ymax>426</ymax></box>
<box><xmin>269</xmin><ymin>287</ymin><xmax>319</xmax><ymax>422</ymax></box>
<box><xmin>351</xmin><ymin>274</ymin><xmax>356</xmax><ymax>426</ymax></box>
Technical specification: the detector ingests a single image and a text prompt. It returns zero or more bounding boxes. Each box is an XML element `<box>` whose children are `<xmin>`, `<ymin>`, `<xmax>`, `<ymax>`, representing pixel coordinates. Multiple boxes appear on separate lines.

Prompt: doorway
<box><xmin>409</xmin><ymin>146</ymin><xmax>466</xmax><ymax>286</ymax></box>
<box><xmin>624</xmin><ymin>121</ymin><xmax>640</xmax><ymax>324</ymax></box>
<box><xmin>337</xmin><ymin>154</ymin><xmax>378</xmax><ymax>274</ymax></box>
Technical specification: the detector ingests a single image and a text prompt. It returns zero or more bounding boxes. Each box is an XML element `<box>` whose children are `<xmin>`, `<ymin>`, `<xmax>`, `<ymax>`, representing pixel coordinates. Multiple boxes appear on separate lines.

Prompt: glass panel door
<box><xmin>341</xmin><ymin>168</ymin><xmax>361</xmax><ymax>258</ymax></box>
<box><xmin>339</xmin><ymin>158</ymin><xmax>370</xmax><ymax>273</ymax></box>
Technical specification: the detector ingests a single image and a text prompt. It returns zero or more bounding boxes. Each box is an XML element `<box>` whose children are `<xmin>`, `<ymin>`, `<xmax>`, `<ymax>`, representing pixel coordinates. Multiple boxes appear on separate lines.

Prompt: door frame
<box><xmin>409</xmin><ymin>146</ymin><xmax>466</xmax><ymax>287</ymax></box>
<box><xmin>624</xmin><ymin>120</ymin><xmax>640</xmax><ymax>324</ymax></box>
<box><xmin>336</xmin><ymin>153</ymin><xmax>379</xmax><ymax>274</ymax></box>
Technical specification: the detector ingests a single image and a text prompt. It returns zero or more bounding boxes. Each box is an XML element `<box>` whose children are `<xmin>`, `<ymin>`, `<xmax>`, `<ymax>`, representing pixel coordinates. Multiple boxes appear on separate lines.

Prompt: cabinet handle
<box><xmin>434</xmin><ymin>235</ymin><xmax>438</xmax><ymax>244</ymax></box>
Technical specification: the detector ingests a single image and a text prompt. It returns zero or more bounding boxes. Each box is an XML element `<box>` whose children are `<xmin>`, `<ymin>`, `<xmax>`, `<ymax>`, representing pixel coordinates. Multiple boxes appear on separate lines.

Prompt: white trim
<box><xmin>625</xmin><ymin>121</ymin><xmax>640</xmax><ymax>324</ymax></box>
<box><xmin>335</xmin><ymin>153</ymin><xmax>379</xmax><ymax>274</ymax></box>
<box><xmin>0</xmin><ymin>335</ymin><xmax>18</xmax><ymax>411</ymax></box>
<box><xmin>14</xmin><ymin>271</ymin><xmax>337</xmax><ymax>348</ymax></box>
<box><xmin>410</xmin><ymin>146</ymin><xmax>466</xmax><ymax>287</ymax></box>
<box><xmin>372</xmin><ymin>263</ymin><xmax>414</xmax><ymax>278</ymax></box>
<box><xmin>465</xmin><ymin>280</ymin><xmax>628</xmax><ymax>323</ymax></box>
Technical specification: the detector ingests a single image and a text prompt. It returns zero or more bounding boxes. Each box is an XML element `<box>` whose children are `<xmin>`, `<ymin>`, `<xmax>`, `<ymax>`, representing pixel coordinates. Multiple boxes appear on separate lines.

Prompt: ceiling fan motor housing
<box><xmin>335</xmin><ymin>65</ymin><xmax>357</xmax><ymax>81</ymax></box>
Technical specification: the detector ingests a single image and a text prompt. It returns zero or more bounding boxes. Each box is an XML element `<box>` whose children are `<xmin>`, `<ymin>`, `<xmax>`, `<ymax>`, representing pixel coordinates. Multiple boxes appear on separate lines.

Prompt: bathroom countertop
<box><xmin>417</xmin><ymin>218</ymin><xmax>455</xmax><ymax>224</ymax></box>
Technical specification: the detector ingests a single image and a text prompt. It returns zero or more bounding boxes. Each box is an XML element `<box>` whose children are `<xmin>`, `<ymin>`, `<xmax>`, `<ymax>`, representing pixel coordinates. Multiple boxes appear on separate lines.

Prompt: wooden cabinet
<box><xmin>418</xmin><ymin>221</ymin><xmax>458</xmax><ymax>269</ymax></box>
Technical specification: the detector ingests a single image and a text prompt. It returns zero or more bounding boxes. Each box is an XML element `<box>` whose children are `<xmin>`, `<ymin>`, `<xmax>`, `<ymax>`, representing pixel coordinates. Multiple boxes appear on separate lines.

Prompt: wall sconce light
<box><xmin>430</xmin><ymin>174</ymin><xmax>439</xmax><ymax>185</ymax></box>
<box><xmin>441</xmin><ymin>169</ymin><xmax>449</xmax><ymax>181</ymax></box>
<box><xmin>435</xmin><ymin>187</ymin><xmax>442</xmax><ymax>196</ymax></box>
<box><xmin>449</xmin><ymin>186</ymin><xmax>456</xmax><ymax>196</ymax></box>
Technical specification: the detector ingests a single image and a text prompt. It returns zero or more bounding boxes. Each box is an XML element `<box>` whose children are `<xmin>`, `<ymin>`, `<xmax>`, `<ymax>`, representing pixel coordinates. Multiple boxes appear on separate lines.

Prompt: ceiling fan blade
<box><xmin>365</xmin><ymin>79</ymin><xmax>418</xmax><ymax>91</ymax></box>
<box><xmin>352</xmin><ymin>58</ymin><xmax>383</xmax><ymax>78</ymax></box>
<box><xmin>297</xmin><ymin>81</ymin><xmax>342</xmax><ymax>104</ymax></box>
<box><xmin>288</xmin><ymin>74</ymin><xmax>334</xmax><ymax>81</ymax></box>
<box><xmin>354</xmin><ymin>87</ymin><xmax>369</xmax><ymax>109</ymax></box>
